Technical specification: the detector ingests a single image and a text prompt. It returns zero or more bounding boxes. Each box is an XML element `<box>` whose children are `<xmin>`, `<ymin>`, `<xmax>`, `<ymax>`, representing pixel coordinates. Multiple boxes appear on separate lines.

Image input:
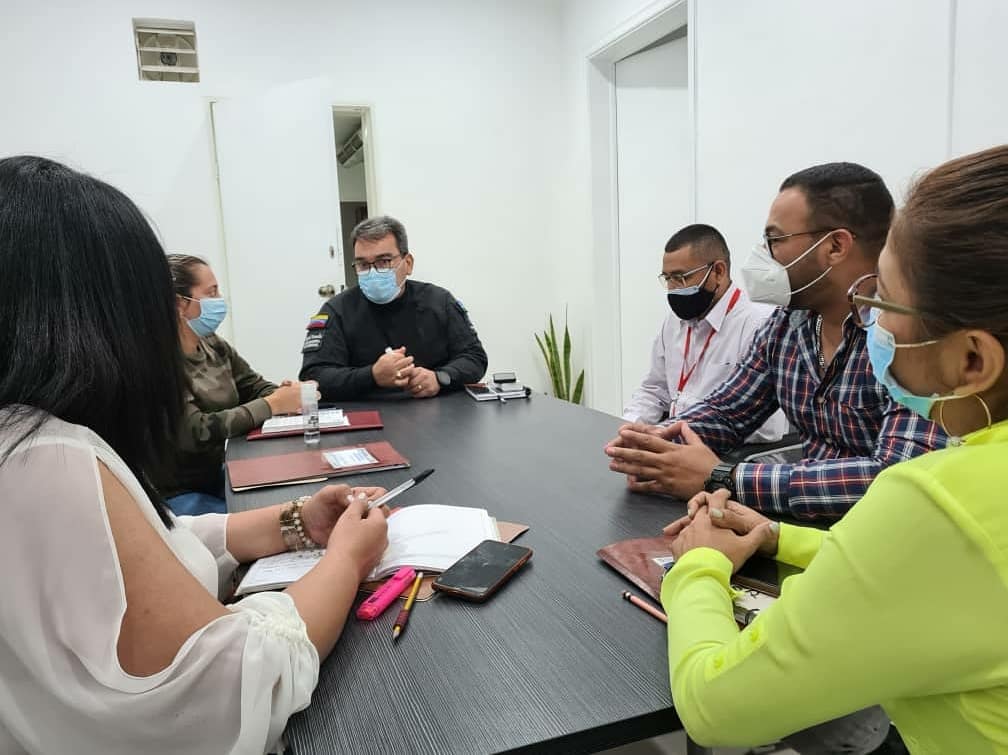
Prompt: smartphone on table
<box><xmin>432</xmin><ymin>540</ymin><xmax>532</xmax><ymax>602</ymax></box>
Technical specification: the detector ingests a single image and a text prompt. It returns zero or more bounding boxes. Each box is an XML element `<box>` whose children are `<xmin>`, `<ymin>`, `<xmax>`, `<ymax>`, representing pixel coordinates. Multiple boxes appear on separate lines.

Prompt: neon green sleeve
<box><xmin>775</xmin><ymin>522</ymin><xmax>825</xmax><ymax>568</ymax></box>
<box><xmin>660</xmin><ymin>466</ymin><xmax>1008</xmax><ymax>748</ymax></box>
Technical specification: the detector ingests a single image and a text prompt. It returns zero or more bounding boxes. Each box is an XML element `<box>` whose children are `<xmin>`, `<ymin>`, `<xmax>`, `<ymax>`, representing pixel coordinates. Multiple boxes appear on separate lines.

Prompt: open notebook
<box><xmin>236</xmin><ymin>504</ymin><xmax>499</xmax><ymax>596</ymax></box>
<box><xmin>260</xmin><ymin>408</ymin><xmax>349</xmax><ymax>434</ymax></box>
<box><xmin>247</xmin><ymin>410</ymin><xmax>384</xmax><ymax>440</ymax></box>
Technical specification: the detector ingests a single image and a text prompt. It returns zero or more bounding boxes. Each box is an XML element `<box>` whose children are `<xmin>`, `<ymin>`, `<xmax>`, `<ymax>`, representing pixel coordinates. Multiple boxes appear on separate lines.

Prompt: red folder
<box><xmin>227</xmin><ymin>440</ymin><xmax>410</xmax><ymax>491</ymax></box>
<box><xmin>246</xmin><ymin>410</ymin><xmax>383</xmax><ymax>440</ymax></box>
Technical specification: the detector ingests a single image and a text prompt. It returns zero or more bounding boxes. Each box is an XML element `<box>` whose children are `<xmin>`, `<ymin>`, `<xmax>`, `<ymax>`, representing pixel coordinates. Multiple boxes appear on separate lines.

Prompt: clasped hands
<box><xmin>372</xmin><ymin>347</ymin><xmax>440</xmax><ymax>398</ymax></box>
<box><xmin>604</xmin><ymin>420</ymin><xmax>721</xmax><ymax>499</ymax></box>
<box><xmin>661</xmin><ymin>488</ymin><xmax>779</xmax><ymax>571</ymax></box>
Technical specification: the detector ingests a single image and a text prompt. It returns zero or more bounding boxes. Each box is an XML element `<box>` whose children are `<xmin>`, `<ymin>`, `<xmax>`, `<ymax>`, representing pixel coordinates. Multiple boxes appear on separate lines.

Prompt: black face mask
<box><xmin>666</xmin><ymin>266</ymin><xmax>716</xmax><ymax>321</ymax></box>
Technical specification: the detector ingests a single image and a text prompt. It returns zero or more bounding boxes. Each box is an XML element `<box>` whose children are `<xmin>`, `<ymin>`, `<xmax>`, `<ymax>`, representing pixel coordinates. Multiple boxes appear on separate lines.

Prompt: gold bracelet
<box><xmin>279</xmin><ymin>496</ymin><xmax>317</xmax><ymax>551</ymax></box>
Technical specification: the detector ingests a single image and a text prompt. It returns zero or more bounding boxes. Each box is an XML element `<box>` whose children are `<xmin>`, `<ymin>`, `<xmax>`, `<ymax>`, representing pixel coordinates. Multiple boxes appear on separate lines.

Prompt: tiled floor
<box><xmin>600</xmin><ymin>731</ymin><xmax>797</xmax><ymax>755</ymax></box>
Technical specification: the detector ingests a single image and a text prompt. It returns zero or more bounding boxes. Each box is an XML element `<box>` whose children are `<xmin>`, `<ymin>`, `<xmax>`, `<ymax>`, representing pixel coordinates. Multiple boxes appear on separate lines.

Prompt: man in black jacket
<box><xmin>300</xmin><ymin>215</ymin><xmax>488</xmax><ymax>401</ymax></box>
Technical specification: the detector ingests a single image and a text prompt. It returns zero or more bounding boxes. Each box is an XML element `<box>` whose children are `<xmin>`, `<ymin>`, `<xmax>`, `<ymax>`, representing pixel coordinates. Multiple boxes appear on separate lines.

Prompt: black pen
<box><xmin>367</xmin><ymin>468</ymin><xmax>435</xmax><ymax>510</ymax></box>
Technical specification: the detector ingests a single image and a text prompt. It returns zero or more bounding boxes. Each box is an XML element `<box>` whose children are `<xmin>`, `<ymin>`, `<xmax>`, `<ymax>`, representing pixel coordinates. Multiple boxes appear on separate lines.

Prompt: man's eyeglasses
<box><xmin>762</xmin><ymin>228</ymin><xmax>849</xmax><ymax>258</ymax></box>
<box><xmin>658</xmin><ymin>263</ymin><xmax>712</xmax><ymax>289</ymax></box>
<box><xmin>846</xmin><ymin>273</ymin><xmax>922</xmax><ymax>329</ymax></box>
<box><xmin>353</xmin><ymin>254</ymin><xmax>405</xmax><ymax>275</ymax></box>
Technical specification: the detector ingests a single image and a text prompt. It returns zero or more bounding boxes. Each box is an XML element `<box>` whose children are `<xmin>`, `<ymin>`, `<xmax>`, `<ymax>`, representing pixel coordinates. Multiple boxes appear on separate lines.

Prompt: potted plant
<box><xmin>535</xmin><ymin>312</ymin><xmax>585</xmax><ymax>404</ymax></box>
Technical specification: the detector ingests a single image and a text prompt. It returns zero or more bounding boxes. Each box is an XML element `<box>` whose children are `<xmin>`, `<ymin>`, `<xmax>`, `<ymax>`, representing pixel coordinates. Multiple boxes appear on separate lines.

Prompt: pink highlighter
<box><xmin>356</xmin><ymin>567</ymin><xmax>417</xmax><ymax>621</ymax></box>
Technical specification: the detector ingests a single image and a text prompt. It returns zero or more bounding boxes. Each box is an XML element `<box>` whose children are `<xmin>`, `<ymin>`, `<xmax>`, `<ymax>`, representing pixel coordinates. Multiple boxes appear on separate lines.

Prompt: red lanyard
<box><xmin>677</xmin><ymin>287</ymin><xmax>742</xmax><ymax>394</ymax></box>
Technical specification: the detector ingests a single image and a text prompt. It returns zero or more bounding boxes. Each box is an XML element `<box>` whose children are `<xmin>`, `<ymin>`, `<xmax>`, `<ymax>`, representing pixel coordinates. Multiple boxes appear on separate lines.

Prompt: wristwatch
<box><xmin>435</xmin><ymin>370</ymin><xmax>451</xmax><ymax>387</ymax></box>
<box><xmin>704</xmin><ymin>462</ymin><xmax>736</xmax><ymax>495</ymax></box>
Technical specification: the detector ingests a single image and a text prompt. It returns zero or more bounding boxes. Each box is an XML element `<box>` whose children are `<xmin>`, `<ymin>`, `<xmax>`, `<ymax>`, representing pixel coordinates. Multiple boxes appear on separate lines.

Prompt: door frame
<box><xmin>331</xmin><ymin>103</ymin><xmax>380</xmax><ymax>219</ymax></box>
<box><xmin>585</xmin><ymin>0</ymin><xmax>696</xmax><ymax>413</ymax></box>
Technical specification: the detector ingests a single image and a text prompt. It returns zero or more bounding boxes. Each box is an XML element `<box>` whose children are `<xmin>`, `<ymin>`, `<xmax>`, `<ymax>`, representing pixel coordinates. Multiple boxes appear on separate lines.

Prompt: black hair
<box><xmin>664</xmin><ymin>223</ymin><xmax>731</xmax><ymax>270</ymax></box>
<box><xmin>0</xmin><ymin>156</ymin><xmax>186</xmax><ymax>527</ymax></box>
<box><xmin>780</xmin><ymin>162</ymin><xmax>894</xmax><ymax>257</ymax></box>
<box><xmin>350</xmin><ymin>215</ymin><xmax>409</xmax><ymax>255</ymax></box>
<box><xmin>167</xmin><ymin>253</ymin><xmax>209</xmax><ymax>298</ymax></box>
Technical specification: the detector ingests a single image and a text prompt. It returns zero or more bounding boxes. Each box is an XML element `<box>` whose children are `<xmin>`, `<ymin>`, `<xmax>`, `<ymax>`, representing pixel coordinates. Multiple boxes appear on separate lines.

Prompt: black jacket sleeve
<box><xmin>438</xmin><ymin>293</ymin><xmax>488</xmax><ymax>388</ymax></box>
<box><xmin>298</xmin><ymin>302</ymin><xmax>377</xmax><ymax>401</ymax></box>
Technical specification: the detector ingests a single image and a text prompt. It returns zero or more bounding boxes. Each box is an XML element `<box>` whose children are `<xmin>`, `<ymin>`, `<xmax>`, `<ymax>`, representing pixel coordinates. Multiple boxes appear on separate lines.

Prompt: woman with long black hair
<box><xmin>0</xmin><ymin>156</ymin><xmax>388</xmax><ymax>754</ymax></box>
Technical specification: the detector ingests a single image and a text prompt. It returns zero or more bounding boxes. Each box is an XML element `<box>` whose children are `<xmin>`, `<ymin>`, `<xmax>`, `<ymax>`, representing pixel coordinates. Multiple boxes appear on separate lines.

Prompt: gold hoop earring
<box><xmin>938</xmin><ymin>393</ymin><xmax>992</xmax><ymax>441</ymax></box>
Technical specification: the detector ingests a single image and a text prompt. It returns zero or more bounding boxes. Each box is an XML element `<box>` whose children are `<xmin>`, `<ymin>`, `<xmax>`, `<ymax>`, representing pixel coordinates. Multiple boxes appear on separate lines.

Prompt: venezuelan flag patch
<box><xmin>307</xmin><ymin>313</ymin><xmax>329</xmax><ymax>330</ymax></box>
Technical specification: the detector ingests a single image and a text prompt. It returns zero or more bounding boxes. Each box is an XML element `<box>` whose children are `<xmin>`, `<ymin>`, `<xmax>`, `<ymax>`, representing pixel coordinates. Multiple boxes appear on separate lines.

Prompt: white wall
<box><xmin>551</xmin><ymin>0</ymin><xmax>662</xmax><ymax>412</ymax></box>
<box><xmin>5</xmin><ymin>0</ymin><xmax>1005</xmax><ymax>403</ymax></box>
<box><xmin>557</xmin><ymin>0</ymin><xmax>1006</xmax><ymax>415</ymax></box>
<box><xmin>692</xmin><ymin>0</ymin><xmax>953</xmax><ymax>261</ymax></box>
<box><xmin>0</xmin><ymin>0</ymin><xmax>564</xmax><ymax>389</ymax></box>
<box><xmin>950</xmin><ymin>0</ymin><xmax>1008</xmax><ymax>155</ymax></box>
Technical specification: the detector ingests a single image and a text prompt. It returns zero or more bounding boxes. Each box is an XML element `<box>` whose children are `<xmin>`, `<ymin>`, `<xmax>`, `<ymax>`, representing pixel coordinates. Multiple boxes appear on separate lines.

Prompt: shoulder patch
<box><xmin>306</xmin><ymin>312</ymin><xmax>329</xmax><ymax>330</ymax></box>
<box><xmin>302</xmin><ymin>330</ymin><xmax>324</xmax><ymax>353</ymax></box>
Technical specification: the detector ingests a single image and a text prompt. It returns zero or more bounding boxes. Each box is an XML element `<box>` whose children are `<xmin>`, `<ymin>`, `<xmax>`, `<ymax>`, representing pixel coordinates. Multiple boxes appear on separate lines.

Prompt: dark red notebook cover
<box><xmin>597</xmin><ymin>535</ymin><xmax>799</xmax><ymax>600</ymax></box>
<box><xmin>227</xmin><ymin>440</ymin><xmax>409</xmax><ymax>491</ymax></box>
<box><xmin>246</xmin><ymin>410</ymin><xmax>383</xmax><ymax>440</ymax></box>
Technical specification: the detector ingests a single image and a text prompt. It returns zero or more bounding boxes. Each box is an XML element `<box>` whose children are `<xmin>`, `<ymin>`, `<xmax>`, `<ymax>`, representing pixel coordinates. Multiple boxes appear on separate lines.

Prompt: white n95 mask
<box><xmin>740</xmin><ymin>232</ymin><xmax>834</xmax><ymax>307</ymax></box>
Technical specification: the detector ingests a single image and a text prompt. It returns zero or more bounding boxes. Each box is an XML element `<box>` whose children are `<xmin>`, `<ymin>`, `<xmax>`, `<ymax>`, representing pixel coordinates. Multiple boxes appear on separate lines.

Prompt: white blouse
<box><xmin>0</xmin><ymin>413</ymin><xmax>319</xmax><ymax>754</ymax></box>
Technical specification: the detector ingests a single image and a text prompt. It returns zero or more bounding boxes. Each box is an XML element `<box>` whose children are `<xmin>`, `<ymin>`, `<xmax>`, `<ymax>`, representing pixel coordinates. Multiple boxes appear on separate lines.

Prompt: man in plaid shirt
<box><xmin>606</xmin><ymin>163</ymin><xmax>945</xmax><ymax>520</ymax></box>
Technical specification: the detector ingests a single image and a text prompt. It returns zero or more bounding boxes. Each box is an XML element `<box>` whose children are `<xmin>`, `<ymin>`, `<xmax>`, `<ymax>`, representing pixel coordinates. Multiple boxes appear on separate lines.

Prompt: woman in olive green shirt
<box><xmin>661</xmin><ymin>145</ymin><xmax>1008</xmax><ymax>753</ymax></box>
<box><xmin>160</xmin><ymin>255</ymin><xmax>307</xmax><ymax>515</ymax></box>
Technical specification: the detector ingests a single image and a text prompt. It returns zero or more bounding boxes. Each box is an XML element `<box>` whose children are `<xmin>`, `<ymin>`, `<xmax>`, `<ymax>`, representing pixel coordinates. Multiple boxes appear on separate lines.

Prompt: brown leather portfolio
<box><xmin>597</xmin><ymin>535</ymin><xmax>801</xmax><ymax>601</ymax></box>
<box><xmin>227</xmin><ymin>440</ymin><xmax>409</xmax><ymax>491</ymax></box>
<box><xmin>596</xmin><ymin>536</ymin><xmax>673</xmax><ymax>601</ymax></box>
<box><xmin>246</xmin><ymin>410</ymin><xmax>383</xmax><ymax>440</ymax></box>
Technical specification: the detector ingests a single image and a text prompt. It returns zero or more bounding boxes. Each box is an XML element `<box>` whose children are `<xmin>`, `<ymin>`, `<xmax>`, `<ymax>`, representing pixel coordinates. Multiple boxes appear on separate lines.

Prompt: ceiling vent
<box><xmin>133</xmin><ymin>19</ymin><xmax>199</xmax><ymax>83</ymax></box>
<box><xmin>337</xmin><ymin>129</ymin><xmax>365</xmax><ymax>167</ymax></box>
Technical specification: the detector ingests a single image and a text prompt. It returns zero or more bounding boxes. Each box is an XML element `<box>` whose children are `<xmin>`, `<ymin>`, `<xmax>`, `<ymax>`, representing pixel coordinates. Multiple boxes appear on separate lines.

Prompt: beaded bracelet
<box><xmin>279</xmin><ymin>495</ymin><xmax>318</xmax><ymax>551</ymax></box>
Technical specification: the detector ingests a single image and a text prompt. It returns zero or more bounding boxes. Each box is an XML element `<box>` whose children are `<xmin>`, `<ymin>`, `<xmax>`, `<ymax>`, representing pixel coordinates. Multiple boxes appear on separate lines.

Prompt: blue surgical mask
<box><xmin>866</xmin><ymin>313</ymin><xmax>951</xmax><ymax>418</ymax></box>
<box><xmin>185</xmin><ymin>296</ymin><xmax>227</xmax><ymax>337</ymax></box>
<box><xmin>358</xmin><ymin>267</ymin><xmax>404</xmax><ymax>304</ymax></box>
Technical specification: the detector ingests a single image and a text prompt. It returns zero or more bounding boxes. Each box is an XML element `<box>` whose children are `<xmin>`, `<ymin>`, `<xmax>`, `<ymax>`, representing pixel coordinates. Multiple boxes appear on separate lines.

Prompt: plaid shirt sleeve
<box><xmin>735</xmin><ymin>398</ymin><xmax>946</xmax><ymax>519</ymax></box>
<box><xmin>675</xmin><ymin>314</ymin><xmax>783</xmax><ymax>456</ymax></box>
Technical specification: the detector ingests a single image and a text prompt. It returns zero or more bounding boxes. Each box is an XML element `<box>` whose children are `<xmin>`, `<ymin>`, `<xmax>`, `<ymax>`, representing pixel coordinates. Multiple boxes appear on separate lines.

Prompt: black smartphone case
<box><xmin>432</xmin><ymin>542</ymin><xmax>532</xmax><ymax>602</ymax></box>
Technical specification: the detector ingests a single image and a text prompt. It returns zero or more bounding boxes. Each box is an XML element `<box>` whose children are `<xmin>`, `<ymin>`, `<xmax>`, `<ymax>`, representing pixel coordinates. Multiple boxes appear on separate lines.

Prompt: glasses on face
<box><xmin>353</xmin><ymin>254</ymin><xmax>404</xmax><ymax>275</ymax></box>
<box><xmin>762</xmin><ymin>228</ymin><xmax>840</xmax><ymax>259</ymax></box>
<box><xmin>846</xmin><ymin>273</ymin><xmax>923</xmax><ymax>329</ymax></box>
<box><xmin>658</xmin><ymin>262</ymin><xmax>713</xmax><ymax>290</ymax></box>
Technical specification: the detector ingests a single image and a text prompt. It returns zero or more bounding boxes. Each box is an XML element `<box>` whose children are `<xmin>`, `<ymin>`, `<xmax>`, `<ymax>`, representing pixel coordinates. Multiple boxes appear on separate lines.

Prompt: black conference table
<box><xmin>226</xmin><ymin>391</ymin><xmax>693</xmax><ymax>754</ymax></box>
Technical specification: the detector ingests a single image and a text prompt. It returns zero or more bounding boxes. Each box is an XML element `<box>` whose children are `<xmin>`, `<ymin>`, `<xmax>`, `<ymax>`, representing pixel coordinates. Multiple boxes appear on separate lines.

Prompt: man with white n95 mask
<box><xmin>606</xmin><ymin>163</ymin><xmax>946</xmax><ymax>521</ymax></box>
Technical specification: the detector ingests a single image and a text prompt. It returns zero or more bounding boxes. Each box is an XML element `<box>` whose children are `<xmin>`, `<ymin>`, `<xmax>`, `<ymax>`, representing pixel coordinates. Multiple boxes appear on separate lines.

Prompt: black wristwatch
<box><xmin>704</xmin><ymin>462</ymin><xmax>736</xmax><ymax>495</ymax></box>
<box><xmin>435</xmin><ymin>370</ymin><xmax>451</xmax><ymax>387</ymax></box>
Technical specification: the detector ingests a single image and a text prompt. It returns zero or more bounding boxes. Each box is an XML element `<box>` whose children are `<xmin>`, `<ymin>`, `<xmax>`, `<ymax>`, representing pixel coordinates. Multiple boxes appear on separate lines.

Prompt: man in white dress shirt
<box><xmin>622</xmin><ymin>223</ymin><xmax>787</xmax><ymax>442</ymax></box>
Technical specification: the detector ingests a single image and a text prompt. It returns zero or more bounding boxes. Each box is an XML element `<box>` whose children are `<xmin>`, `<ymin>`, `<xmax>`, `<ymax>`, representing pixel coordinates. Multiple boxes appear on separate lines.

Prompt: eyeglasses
<box><xmin>353</xmin><ymin>254</ymin><xmax>404</xmax><ymax>274</ymax></box>
<box><xmin>658</xmin><ymin>263</ymin><xmax>713</xmax><ymax>289</ymax></box>
<box><xmin>762</xmin><ymin>228</ymin><xmax>851</xmax><ymax>258</ymax></box>
<box><xmin>846</xmin><ymin>273</ymin><xmax>923</xmax><ymax>329</ymax></box>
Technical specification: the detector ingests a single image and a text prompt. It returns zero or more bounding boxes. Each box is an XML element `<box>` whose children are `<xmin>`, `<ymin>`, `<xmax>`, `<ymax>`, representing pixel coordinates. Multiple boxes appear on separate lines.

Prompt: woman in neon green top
<box><xmin>661</xmin><ymin>144</ymin><xmax>1008</xmax><ymax>754</ymax></box>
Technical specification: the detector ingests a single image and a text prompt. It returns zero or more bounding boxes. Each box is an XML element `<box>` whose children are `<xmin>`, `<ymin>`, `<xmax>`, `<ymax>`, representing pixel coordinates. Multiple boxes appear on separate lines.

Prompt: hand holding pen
<box><xmin>299</xmin><ymin>484</ymin><xmax>388</xmax><ymax>547</ymax></box>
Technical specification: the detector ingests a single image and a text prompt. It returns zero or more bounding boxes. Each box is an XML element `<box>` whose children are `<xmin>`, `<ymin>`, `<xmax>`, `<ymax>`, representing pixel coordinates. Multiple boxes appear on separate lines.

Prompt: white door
<box><xmin>614</xmin><ymin>35</ymin><xmax>691</xmax><ymax>407</ymax></box>
<box><xmin>211</xmin><ymin>78</ymin><xmax>344</xmax><ymax>383</ymax></box>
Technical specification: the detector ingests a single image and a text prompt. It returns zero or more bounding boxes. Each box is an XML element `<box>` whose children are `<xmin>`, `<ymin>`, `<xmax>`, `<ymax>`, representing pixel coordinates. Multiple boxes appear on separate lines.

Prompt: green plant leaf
<box><xmin>572</xmin><ymin>370</ymin><xmax>585</xmax><ymax>405</ymax></box>
<box><xmin>547</xmin><ymin>315</ymin><xmax>564</xmax><ymax>398</ymax></box>
<box><xmin>562</xmin><ymin>319</ymin><xmax>572</xmax><ymax>400</ymax></box>
<box><xmin>536</xmin><ymin>330</ymin><xmax>561</xmax><ymax>397</ymax></box>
